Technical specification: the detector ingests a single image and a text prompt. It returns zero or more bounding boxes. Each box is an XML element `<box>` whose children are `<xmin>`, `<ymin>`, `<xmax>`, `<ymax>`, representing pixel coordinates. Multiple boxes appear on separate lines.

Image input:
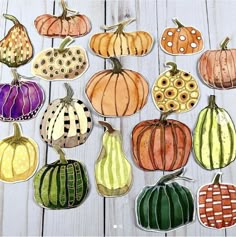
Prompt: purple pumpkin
<box><xmin>0</xmin><ymin>70</ymin><xmax>44</xmax><ymax>121</ymax></box>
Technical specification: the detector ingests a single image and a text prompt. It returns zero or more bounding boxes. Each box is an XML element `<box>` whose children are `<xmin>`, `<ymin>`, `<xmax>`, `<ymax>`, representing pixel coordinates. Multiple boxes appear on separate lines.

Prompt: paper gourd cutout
<box><xmin>31</xmin><ymin>36</ymin><xmax>88</xmax><ymax>81</ymax></box>
<box><xmin>85</xmin><ymin>57</ymin><xmax>148</xmax><ymax>117</ymax></box>
<box><xmin>199</xmin><ymin>37</ymin><xmax>236</xmax><ymax>89</ymax></box>
<box><xmin>198</xmin><ymin>173</ymin><xmax>236</xmax><ymax>229</ymax></box>
<box><xmin>0</xmin><ymin>122</ymin><xmax>38</xmax><ymax>183</ymax></box>
<box><xmin>0</xmin><ymin>69</ymin><xmax>44</xmax><ymax>121</ymax></box>
<box><xmin>136</xmin><ymin>168</ymin><xmax>194</xmax><ymax>232</ymax></box>
<box><xmin>34</xmin><ymin>0</ymin><xmax>91</xmax><ymax>38</ymax></box>
<box><xmin>160</xmin><ymin>18</ymin><xmax>203</xmax><ymax>55</ymax></box>
<box><xmin>33</xmin><ymin>146</ymin><xmax>89</xmax><ymax>209</ymax></box>
<box><xmin>89</xmin><ymin>18</ymin><xmax>153</xmax><ymax>58</ymax></box>
<box><xmin>152</xmin><ymin>62</ymin><xmax>200</xmax><ymax>113</ymax></box>
<box><xmin>132</xmin><ymin>111</ymin><xmax>192</xmax><ymax>171</ymax></box>
<box><xmin>95</xmin><ymin>121</ymin><xmax>132</xmax><ymax>197</ymax></box>
<box><xmin>193</xmin><ymin>95</ymin><xmax>236</xmax><ymax>170</ymax></box>
<box><xmin>40</xmin><ymin>83</ymin><xmax>92</xmax><ymax>148</ymax></box>
<box><xmin>0</xmin><ymin>14</ymin><xmax>33</xmax><ymax>67</ymax></box>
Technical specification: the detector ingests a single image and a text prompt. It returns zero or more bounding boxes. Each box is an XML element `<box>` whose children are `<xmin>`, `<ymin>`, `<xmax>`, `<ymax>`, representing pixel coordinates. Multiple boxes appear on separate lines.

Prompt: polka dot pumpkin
<box><xmin>152</xmin><ymin>62</ymin><xmax>200</xmax><ymax>113</ymax></box>
<box><xmin>161</xmin><ymin>18</ymin><xmax>203</xmax><ymax>55</ymax></box>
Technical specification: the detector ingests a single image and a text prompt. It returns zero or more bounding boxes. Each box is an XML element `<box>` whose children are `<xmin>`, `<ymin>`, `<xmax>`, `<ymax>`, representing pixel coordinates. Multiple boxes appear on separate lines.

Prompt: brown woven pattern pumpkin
<box><xmin>85</xmin><ymin>57</ymin><xmax>148</xmax><ymax>117</ymax></box>
<box><xmin>198</xmin><ymin>173</ymin><xmax>236</xmax><ymax>229</ymax></box>
<box><xmin>34</xmin><ymin>0</ymin><xmax>91</xmax><ymax>38</ymax></box>
<box><xmin>198</xmin><ymin>37</ymin><xmax>236</xmax><ymax>89</ymax></box>
<box><xmin>160</xmin><ymin>18</ymin><xmax>203</xmax><ymax>55</ymax></box>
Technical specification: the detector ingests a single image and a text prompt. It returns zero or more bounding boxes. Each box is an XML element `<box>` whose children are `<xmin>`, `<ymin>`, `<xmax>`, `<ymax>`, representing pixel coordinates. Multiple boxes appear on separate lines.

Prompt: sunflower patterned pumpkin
<box><xmin>131</xmin><ymin>111</ymin><xmax>192</xmax><ymax>171</ymax></box>
<box><xmin>160</xmin><ymin>18</ymin><xmax>203</xmax><ymax>55</ymax></box>
<box><xmin>85</xmin><ymin>57</ymin><xmax>148</xmax><ymax>117</ymax></box>
<box><xmin>34</xmin><ymin>0</ymin><xmax>91</xmax><ymax>38</ymax></box>
<box><xmin>40</xmin><ymin>83</ymin><xmax>92</xmax><ymax>148</ymax></box>
<box><xmin>136</xmin><ymin>168</ymin><xmax>194</xmax><ymax>232</ymax></box>
<box><xmin>95</xmin><ymin>121</ymin><xmax>132</xmax><ymax>197</ymax></box>
<box><xmin>31</xmin><ymin>37</ymin><xmax>88</xmax><ymax>81</ymax></box>
<box><xmin>198</xmin><ymin>37</ymin><xmax>236</xmax><ymax>89</ymax></box>
<box><xmin>89</xmin><ymin>18</ymin><xmax>153</xmax><ymax>58</ymax></box>
<box><xmin>193</xmin><ymin>95</ymin><xmax>236</xmax><ymax>170</ymax></box>
<box><xmin>0</xmin><ymin>123</ymin><xmax>38</xmax><ymax>183</ymax></box>
<box><xmin>0</xmin><ymin>14</ymin><xmax>33</xmax><ymax>67</ymax></box>
<box><xmin>152</xmin><ymin>62</ymin><xmax>200</xmax><ymax>113</ymax></box>
<box><xmin>198</xmin><ymin>173</ymin><xmax>236</xmax><ymax>229</ymax></box>
<box><xmin>33</xmin><ymin>146</ymin><xmax>89</xmax><ymax>209</ymax></box>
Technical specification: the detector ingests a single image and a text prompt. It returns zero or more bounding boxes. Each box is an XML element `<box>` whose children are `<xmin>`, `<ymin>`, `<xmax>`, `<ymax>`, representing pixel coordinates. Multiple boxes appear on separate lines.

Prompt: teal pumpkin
<box><xmin>135</xmin><ymin>169</ymin><xmax>194</xmax><ymax>232</ymax></box>
<box><xmin>33</xmin><ymin>146</ymin><xmax>89</xmax><ymax>209</ymax></box>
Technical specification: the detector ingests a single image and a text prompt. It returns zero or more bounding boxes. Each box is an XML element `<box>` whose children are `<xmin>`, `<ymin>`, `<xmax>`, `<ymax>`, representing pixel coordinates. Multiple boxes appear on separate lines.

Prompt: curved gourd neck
<box><xmin>208</xmin><ymin>95</ymin><xmax>218</xmax><ymax>108</ymax></box>
<box><xmin>99</xmin><ymin>121</ymin><xmax>115</xmax><ymax>133</ymax></box>
<box><xmin>110</xmin><ymin>57</ymin><xmax>123</xmax><ymax>73</ymax></box>
<box><xmin>61</xmin><ymin>83</ymin><xmax>74</xmax><ymax>104</ymax></box>
<box><xmin>3</xmin><ymin>14</ymin><xmax>20</xmax><ymax>25</ymax></box>
<box><xmin>60</xmin><ymin>0</ymin><xmax>77</xmax><ymax>18</ymax></box>
<box><xmin>53</xmin><ymin>146</ymin><xmax>68</xmax><ymax>164</ymax></box>
<box><xmin>212</xmin><ymin>173</ymin><xmax>222</xmax><ymax>185</ymax></box>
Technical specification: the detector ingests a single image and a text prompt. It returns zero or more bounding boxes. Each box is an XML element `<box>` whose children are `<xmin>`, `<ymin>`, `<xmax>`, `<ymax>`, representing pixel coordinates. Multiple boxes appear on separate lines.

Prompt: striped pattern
<box><xmin>40</xmin><ymin>99</ymin><xmax>92</xmax><ymax>148</ymax></box>
<box><xmin>198</xmin><ymin>49</ymin><xmax>236</xmax><ymax>89</ymax></box>
<box><xmin>95</xmin><ymin>131</ymin><xmax>132</xmax><ymax>197</ymax></box>
<box><xmin>85</xmin><ymin>69</ymin><xmax>148</xmax><ymax>117</ymax></box>
<box><xmin>132</xmin><ymin>119</ymin><xmax>192</xmax><ymax>171</ymax></box>
<box><xmin>89</xmin><ymin>31</ymin><xmax>153</xmax><ymax>58</ymax></box>
<box><xmin>0</xmin><ymin>81</ymin><xmax>44</xmax><ymax>121</ymax></box>
<box><xmin>136</xmin><ymin>182</ymin><xmax>194</xmax><ymax>232</ymax></box>
<box><xmin>33</xmin><ymin>160</ymin><xmax>88</xmax><ymax>209</ymax></box>
<box><xmin>193</xmin><ymin>106</ymin><xmax>236</xmax><ymax>169</ymax></box>
<box><xmin>198</xmin><ymin>183</ymin><xmax>236</xmax><ymax>229</ymax></box>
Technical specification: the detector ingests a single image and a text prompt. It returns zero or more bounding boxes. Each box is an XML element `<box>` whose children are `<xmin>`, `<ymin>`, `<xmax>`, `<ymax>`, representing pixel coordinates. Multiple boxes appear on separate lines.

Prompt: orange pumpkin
<box><xmin>131</xmin><ymin>111</ymin><xmax>192</xmax><ymax>171</ymax></box>
<box><xmin>34</xmin><ymin>0</ymin><xmax>91</xmax><ymax>38</ymax></box>
<box><xmin>198</xmin><ymin>37</ymin><xmax>236</xmax><ymax>89</ymax></box>
<box><xmin>89</xmin><ymin>18</ymin><xmax>153</xmax><ymax>58</ymax></box>
<box><xmin>160</xmin><ymin>18</ymin><xmax>203</xmax><ymax>55</ymax></box>
<box><xmin>85</xmin><ymin>57</ymin><xmax>148</xmax><ymax>117</ymax></box>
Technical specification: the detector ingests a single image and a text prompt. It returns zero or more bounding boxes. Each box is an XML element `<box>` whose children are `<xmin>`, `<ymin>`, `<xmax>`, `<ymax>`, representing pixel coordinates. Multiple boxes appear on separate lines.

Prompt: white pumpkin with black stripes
<box><xmin>40</xmin><ymin>83</ymin><xmax>92</xmax><ymax>148</ymax></box>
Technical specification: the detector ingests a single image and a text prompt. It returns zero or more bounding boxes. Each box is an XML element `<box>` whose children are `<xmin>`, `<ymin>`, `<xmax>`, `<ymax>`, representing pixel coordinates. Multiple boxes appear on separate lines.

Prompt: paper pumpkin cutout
<box><xmin>31</xmin><ymin>36</ymin><xmax>89</xmax><ymax>81</ymax></box>
<box><xmin>0</xmin><ymin>69</ymin><xmax>44</xmax><ymax>121</ymax></box>
<box><xmin>198</xmin><ymin>173</ymin><xmax>236</xmax><ymax>229</ymax></box>
<box><xmin>89</xmin><ymin>18</ymin><xmax>153</xmax><ymax>58</ymax></box>
<box><xmin>160</xmin><ymin>18</ymin><xmax>203</xmax><ymax>55</ymax></box>
<box><xmin>34</xmin><ymin>0</ymin><xmax>91</xmax><ymax>38</ymax></box>
<box><xmin>95</xmin><ymin>121</ymin><xmax>132</xmax><ymax>197</ymax></box>
<box><xmin>152</xmin><ymin>62</ymin><xmax>200</xmax><ymax>113</ymax></box>
<box><xmin>33</xmin><ymin>146</ymin><xmax>89</xmax><ymax>209</ymax></box>
<box><xmin>40</xmin><ymin>83</ymin><xmax>92</xmax><ymax>148</ymax></box>
<box><xmin>136</xmin><ymin>168</ymin><xmax>194</xmax><ymax>232</ymax></box>
<box><xmin>131</xmin><ymin>111</ymin><xmax>192</xmax><ymax>171</ymax></box>
<box><xmin>193</xmin><ymin>95</ymin><xmax>236</xmax><ymax>170</ymax></box>
<box><xmin>199</xmin><ymin>37</ymin><xmax>236</xmax><ymax>89</ymax></box>
<box><xmin>0</xmin><ymin>122</ymin><xmax>38</xmax><ymax>183</ymax></box>
<box><xmin>85</xmin><ymin>57</ymin><xmax>148</xmax><ymax>117</ymax></box>
<box><xmin>0</xmin><ymin>14</ymin><xmax>33</xmax><ymax>67</ymax></box>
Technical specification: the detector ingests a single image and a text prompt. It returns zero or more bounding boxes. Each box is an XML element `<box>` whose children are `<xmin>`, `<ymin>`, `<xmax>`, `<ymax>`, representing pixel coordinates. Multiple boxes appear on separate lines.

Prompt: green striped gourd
<box><xmin>136</xmin><ymin>168</ymin><xmax>194</xmax><ymax>232</ymax></box>
<box><xmin>95</xmin><ymin>121</ymin><xmax>132</xmax><ymax>197</ymax></box>
<box><xmin>193</xmin><ymin>95</ymin><xmax>236</xmax><ymax>170</ymax></box>
<box><xmin>33</xmin><ymin>146</ymin><xmax>89</xmax><ymax>209</ymax></box>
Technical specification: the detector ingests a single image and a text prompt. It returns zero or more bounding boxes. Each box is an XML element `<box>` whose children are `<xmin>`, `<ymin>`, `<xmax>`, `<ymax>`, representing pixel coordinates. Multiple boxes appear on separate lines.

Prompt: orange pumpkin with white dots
<box><xmin>160</xmin><ymin>18</ymin><xmax>204</xmax><ymax>55</ymax></box>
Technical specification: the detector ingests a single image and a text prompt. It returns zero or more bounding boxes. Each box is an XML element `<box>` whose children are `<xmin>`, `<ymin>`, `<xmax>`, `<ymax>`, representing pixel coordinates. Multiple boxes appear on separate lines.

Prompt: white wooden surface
<box><xmin>0</xmin><ymin>0</ymin><xmax>235</xmax><ymax>236</ymax></box>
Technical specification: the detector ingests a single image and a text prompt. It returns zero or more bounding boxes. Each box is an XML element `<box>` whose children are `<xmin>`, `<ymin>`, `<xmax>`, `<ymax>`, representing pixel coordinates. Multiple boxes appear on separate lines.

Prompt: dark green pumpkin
<box><xmin>33</xmin><ymin>146</ymin><xmax>89</xmax><ymax>209</ymax></box>
<box><xmin>135</xmin><ymin>169</ymin><xmax>194</xmax><ymax>232</ymax></box>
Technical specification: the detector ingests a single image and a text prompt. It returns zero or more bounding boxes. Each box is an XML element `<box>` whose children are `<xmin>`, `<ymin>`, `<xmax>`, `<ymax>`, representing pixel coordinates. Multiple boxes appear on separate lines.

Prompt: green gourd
<box><xmin>193</xmin><ymin>95</ymin><xmax>236</xmax><ymax>170</ymax></box>
<box><xmin>136</xmin><ymin>168</ymin><xmax>194</xmax><ymax>232</ymax></box>
<box><xmin>33</xmin><ymin>146</ymin><xmax>89</xmax><ymax>209</ymax></box>
<box><xmin>95</xmin><ymin>121</ymin><xmax>132</xmax><ymax>197</ymax></box>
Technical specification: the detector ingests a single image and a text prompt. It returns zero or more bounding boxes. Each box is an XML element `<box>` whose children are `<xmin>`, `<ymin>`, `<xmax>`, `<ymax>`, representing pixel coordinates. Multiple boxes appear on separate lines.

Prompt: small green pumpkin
<box><xmin>33</xmin><ymin>146</ymin><xmax>89</xmax><ymax>209</ymax></box>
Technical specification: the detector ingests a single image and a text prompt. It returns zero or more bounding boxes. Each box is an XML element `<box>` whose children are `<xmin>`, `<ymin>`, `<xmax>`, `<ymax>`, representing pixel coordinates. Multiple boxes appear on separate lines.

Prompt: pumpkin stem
<box><xmin>208</xmin><ymin>95</ymin><xmax>218</xmax><ymax>108</ymax></box>
<box><xmin>165</xmin><ymin>62</ymin><xmax>179</xmax><ymax>75</ymax></box>
<box><xmin>172</xmin><ymin>18</ymin><xmax>184</xmax><ymax>28</ymax></box>
<box><xmin>11</xmin><ymin>69</ymin><xmax>20</xmax><ymax>84</ymax></box>
<box><xmin>102</xmin><ymin>18</ymin><xmax>136</xmax><ymax>33</ymax></box>
<box><xmin>99</xmin><ymin>121</ymin><xmax>115</xmax><ymax>133</ymax></box>
<box><xmin>159</xmin><ymin>110</ymin><xmax>174</xmax><ymax>122</ymax></box>
<box><xmin>13</xmin><ymin>122</ymin><xmax>22</xmax><ymax>139</ymax></box>
<box><xmin>110</xmin><ymin>57</ymin><xmax>123</xmax><ymax>73</ymax></box>
<box><xmin>3</xmin><ymin>14</ymin><xmax>20</xmax><ymax>25</ymax></box>
<box><xmin>157</xmin><ymin>168</ymin><xmax>185</xmax><ymax>185</ymax></box>
<box><xmin>220</xmin><ymin>37</ymin><xmax>230</xmax><ymax>50</ymax></box>
<box><xmin>59</xmin><ymin>36</ymin><xmax>74</xmax><ymax>52</ymax></box>
<box><xmin>62</xmin><ymin>83</ymin><xmax>74</xmax><ymax>103</ymax></box>
<box><xmin>53</xmin><ymin>146</ymin><xmax>68</xmax><ymax>164</ymax></box>
<box><xmin>212</xmin><ymin>172</ymin><xmax>222</xmax><ymax>185</ymax></box>
<box><xmin>60</xmin><ymin>0</ymin><xmax>77</xmax><ymax>18</ymax></box>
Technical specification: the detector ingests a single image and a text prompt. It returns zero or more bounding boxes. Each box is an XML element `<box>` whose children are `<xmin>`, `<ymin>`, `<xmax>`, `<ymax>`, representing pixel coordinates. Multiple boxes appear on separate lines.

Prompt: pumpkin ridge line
<box><xmin>114</xmin><ymin>73</ymin><xmax>119</xmax><ymax>116</ymax></box>
<box><xmin>0</xmin><ymin>142</ymin><xmax>13</xmax><ymax>180</ymax></box>
<box><xmin>38</xmin><ymin>17</ymin><xmax>54</xmax><ymax>35</ymax></box>
<box><xmin>148</xmin><ymin>125</ymin><xmax>158</xmax><ymax>170</ymax></box>
<box><xmin>120</xmin><ymin>72</ymin><xmax>130</xmax><ymax>116</ymax></box>
<box><xmin>169</xmin><ymin>123</ymin><xmax>178</xmax><ymax>170</ymax></box>
<box><xmin>219</xmin><ymin>50</ymin><xmax>225</xmax><ymax>88</ymax></box>
<box><xmin>97</xmin><ymin>34</ymin><xmax>109</xmax><ymax>56</ymax></box>
<box><xmin>225</xmin><ymin>50</ymin><xmax>234</xmax><ymax>88</ymax></box>
<box><xmin>228</xmin><ymin>49</ymin><xmax>236</xmax><ymax>88</ymax></box>
<box><xmin>209</xmin><ymin>108</ymin><xmax>214</xmax><ymax>169</ymax></box>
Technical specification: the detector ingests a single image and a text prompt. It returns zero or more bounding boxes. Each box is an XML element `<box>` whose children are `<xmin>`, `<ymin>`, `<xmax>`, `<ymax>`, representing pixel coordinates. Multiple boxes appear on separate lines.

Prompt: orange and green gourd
<box><xmin>95</xmin><ymin>121</ymin><xmax>132</xmax><ymax>197</ymax></box>
<box><xmin>0</xmin><ymin>122</ymin><xmax>38</xmax><ymax>183</ymax></box>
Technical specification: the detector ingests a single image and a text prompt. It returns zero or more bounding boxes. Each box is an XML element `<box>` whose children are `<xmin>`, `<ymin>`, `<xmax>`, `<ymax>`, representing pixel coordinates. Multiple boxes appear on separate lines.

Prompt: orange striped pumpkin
<box><xmin>198</xmin><ymin>173</ymin><xmax>236</xmax><ymax>229</ymax></box>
